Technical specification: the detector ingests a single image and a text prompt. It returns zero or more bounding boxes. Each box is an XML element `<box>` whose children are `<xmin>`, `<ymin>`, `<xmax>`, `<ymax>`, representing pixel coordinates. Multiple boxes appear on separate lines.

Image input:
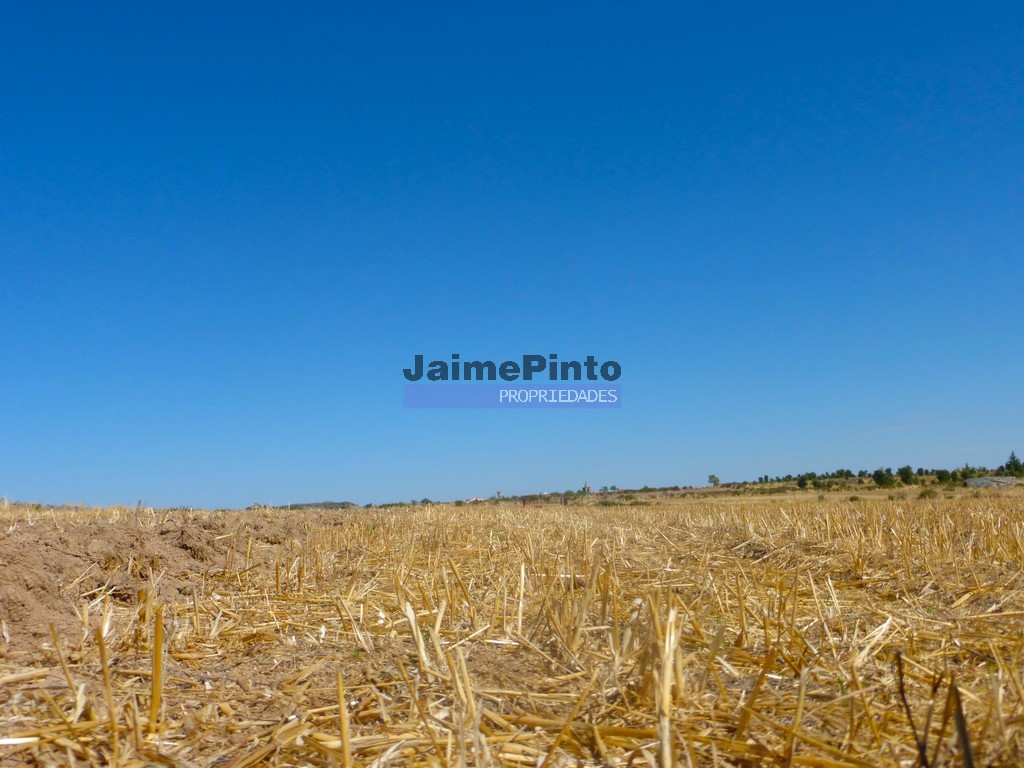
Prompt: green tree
<box><xmin>897</xmin><ymin>466</ymin><xmax>917</xmax><ymax>485</ymax></box>
<box><xmin>1004</xmin><ymin>451</ymin><xmax>1023</xmax><ymax>477</ymax></box>
<box><xmin>708</xmin><ymin>475</ymin><xmax>720</xmax><ymax>487</ymax></box>
<box><xmin>872</xmin><ymin>468</ymin><xmax>896</xmax><ymax>488</ymax></box>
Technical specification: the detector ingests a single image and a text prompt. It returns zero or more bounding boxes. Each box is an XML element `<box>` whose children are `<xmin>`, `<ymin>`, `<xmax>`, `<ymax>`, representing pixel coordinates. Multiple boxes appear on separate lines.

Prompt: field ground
<box><xmin>2</xmin><ymin>492</ymin><xmax>1024</xmax><ymax>766</ymax></box>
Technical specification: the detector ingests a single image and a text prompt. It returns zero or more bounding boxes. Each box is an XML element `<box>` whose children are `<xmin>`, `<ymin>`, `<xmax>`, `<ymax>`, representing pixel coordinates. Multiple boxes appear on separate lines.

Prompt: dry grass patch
<box><xmin>2</xmin><ymin>496</ymin><xmax>1024</xmax><ymax>765</ymax></box>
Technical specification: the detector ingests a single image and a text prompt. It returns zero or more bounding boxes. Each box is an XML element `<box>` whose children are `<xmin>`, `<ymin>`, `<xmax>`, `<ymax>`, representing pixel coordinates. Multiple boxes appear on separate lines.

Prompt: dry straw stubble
<box><xmin>1</xmin><ymin>493</ymin><xmax>1024</xmax><ymax>765</ymax></box>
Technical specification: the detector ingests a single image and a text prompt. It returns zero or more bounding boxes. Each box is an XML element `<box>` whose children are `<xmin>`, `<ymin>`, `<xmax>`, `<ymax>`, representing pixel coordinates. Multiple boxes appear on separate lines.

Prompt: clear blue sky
<box><xmin>2</xmin><ymin>3</ymin><xmax>1022</xmax><ymax>507</ymax></box>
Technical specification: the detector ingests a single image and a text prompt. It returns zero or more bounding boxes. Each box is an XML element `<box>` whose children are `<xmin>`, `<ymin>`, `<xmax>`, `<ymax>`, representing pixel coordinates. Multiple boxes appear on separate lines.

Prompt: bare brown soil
<box><xmin>0</xmin><ymin>507</ymin><xmax>326</xmax><ymax>653</ymax></box>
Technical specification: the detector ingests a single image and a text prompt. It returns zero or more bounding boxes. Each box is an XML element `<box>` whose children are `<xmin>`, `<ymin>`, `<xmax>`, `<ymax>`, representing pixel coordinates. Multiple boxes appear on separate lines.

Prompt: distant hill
<box><xmin>964</xmin><ymin>477</ymin><xmax>1021</xmax><ymax>488</ymax></box>
<box><xmin>273</xmin><ymin>501</ymin><xmax>360</xmax><ymax>510</ymax></box>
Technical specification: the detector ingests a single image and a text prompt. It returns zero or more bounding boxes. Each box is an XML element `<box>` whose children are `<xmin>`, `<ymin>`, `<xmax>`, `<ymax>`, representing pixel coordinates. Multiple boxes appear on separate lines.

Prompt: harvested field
<box><xmin>2</xmin><ymin>496</ymin><xmax>1024</xmax><ymax>766</ymax></box>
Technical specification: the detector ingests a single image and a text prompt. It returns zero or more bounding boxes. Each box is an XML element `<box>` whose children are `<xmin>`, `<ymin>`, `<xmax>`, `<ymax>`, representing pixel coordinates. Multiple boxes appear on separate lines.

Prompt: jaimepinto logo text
<box><xmin>402</xmin><ymin>354</ymin><xmax>622</xmax><ymax>409</ymax></box>
<box><xmin>403</xmin><ymin>353</ymin><xmax>621</xmax><ymax>382</ymax></box>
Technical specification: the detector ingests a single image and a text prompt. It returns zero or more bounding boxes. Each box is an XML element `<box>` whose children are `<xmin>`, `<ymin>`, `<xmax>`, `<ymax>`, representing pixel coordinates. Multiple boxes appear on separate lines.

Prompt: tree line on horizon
<box><xmin>727</xmin><ymin>450</ymin><xmax>1023</xmax><ymax>490</ymax></box>
<box><xmin>365</xmin><ymin>452</ymin><xmax>1022</xmax><ymax>508</ymax></box>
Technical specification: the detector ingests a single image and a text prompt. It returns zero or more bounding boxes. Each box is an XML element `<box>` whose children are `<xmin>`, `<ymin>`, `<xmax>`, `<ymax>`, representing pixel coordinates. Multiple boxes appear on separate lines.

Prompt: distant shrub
<box><xmin>873</xmin><ymin>468</ymin><xmax>897</xmax><ymax>488</ymax></box>
<box><xmin>918</xmin><ymin>489</ymin><xmax>939</xmax><ymax>500</ymax></box>
<box><xmin>849</xmin><ymin>495</ymin><xmax>859</xmax><ymax>502</ymax></box>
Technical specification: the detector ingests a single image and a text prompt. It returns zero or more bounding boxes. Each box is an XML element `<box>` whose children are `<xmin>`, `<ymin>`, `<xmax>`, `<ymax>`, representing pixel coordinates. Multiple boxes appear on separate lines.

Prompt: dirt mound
<box><xmin>0</xmin><ymin>511</ymin><xmax>224</xmax><ymax>651</ymax></box>
<box><xmin>0</xmin><ymin>539</ymin><xmax>74</xmax><ymax>648</ymax></box>
<box><xmin>0</xmin><ymin>506</ymin><xmax>356</xmax><ymax>652</ymax></box>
